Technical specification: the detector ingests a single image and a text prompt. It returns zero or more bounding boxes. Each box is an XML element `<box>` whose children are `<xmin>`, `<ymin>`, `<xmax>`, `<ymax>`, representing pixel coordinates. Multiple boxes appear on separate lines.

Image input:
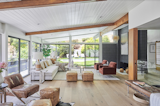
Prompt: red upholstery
<box><xmin>94</xmin><ymin>60</ymin><xmax>107</xmax><ymax>70</ymax></box>
<box><xmin>99</xmin><ymin>61</ymin><xmax>117</xmax><ymax>75</ymax></box>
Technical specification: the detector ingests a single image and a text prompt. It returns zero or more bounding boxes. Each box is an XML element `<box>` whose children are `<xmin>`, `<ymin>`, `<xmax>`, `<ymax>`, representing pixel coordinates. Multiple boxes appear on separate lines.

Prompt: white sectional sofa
<box><xmin>31</xmin><ymin>64</ymin><xmax>58</xmax><ymax>81</ymax></box>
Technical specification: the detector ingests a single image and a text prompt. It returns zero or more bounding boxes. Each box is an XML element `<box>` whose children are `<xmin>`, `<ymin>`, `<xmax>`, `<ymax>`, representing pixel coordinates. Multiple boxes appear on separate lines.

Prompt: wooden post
<box><xmin>128</xmin><ymin>28</ymin><xmax>138</xmax><ymax>80</ymax></box>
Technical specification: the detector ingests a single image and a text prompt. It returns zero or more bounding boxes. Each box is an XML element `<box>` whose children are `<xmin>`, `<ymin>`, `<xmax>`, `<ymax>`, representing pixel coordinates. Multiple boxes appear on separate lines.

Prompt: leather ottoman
<box><xmin>40</xmin><ymin>87</ymin><xmax>60</xmax><ymax>106</ymax></box>
<box><xmin>28</xmin><ymin>99</ymin><xmax>52</xmax><ymax>106</ymax></box>
<box><xmin>66</xmin><ymin>71</ymin><xmax>77</xmax><ymax>82</ymax></box>
<box><xmin>82</xmin><ymin>71</ymin><xmax>94</xmax><ymax>82</ymax></box>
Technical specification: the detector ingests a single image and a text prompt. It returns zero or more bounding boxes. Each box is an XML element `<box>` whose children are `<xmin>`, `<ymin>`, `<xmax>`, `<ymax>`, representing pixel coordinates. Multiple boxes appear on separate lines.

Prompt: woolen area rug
<box><xmin>54</xmin><ymin>69</ymin><xmax>119</xmax><ymax>80</ymax></box>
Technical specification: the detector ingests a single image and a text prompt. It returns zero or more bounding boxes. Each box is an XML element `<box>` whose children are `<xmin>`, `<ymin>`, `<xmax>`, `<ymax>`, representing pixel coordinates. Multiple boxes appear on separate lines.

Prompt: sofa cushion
<box><xmin>6</xmin><ymin>84</ymin><xmax>39</xmax><ymax>98</ymax></box>
<box><xmin>45</xmin><ymin>66</ymin><xmax>58</xmax><ymax>75</ymax></box>
<box><xmin>44</xmin><ymin>61</ymin><xmax>48</xmax><ymax>68</ymax></box>
<box><xmin>46</xmin><ymin>60</ymin><xmax>50</xmax><ymax>66</ymax></box>
<box><xmin>50</xmin><ymin>58</ymin><xmax>56</xmax><ymax>64</ymax></box>
<box><xmin>102</xmin><ymin>60</ymin><xmax>107</xmax><ymax>64</ymax></box>
<box><xmin>40</xmin><ymin>61</ymin><xmax>45</xmax><ymax>69</ymax></box>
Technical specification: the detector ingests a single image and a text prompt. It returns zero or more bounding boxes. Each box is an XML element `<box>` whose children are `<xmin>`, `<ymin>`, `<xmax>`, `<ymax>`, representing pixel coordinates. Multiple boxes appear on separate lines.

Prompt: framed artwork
<box><xmin>150</xmin><ymin>44</ymin><xmax>155</xmax><ymax>53</ymax></box>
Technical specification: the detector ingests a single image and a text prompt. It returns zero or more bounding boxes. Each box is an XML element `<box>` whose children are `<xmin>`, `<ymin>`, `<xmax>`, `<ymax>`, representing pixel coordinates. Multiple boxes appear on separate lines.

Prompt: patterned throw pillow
<box><xmin>46</xmin><ymin>60</ymin><xmax>50</xmax><ymax>66</ymax></box>
<box><xmin>44</xmin><ymin>61</ymin><xmax>48</xmax><ymax>68</ymax></box>
<box><xmin>40</xmin><ymin>61</ymin><xmax>45</xmax><ymax>69</ymax></box>
<box><xmin>50</xmin><ymin>58</ymin><xmax>55</xmax><ymax>64</ymax></box>
<box><xmin>49</xmin><ymin>59</ymin><xmax>53</xmax><ymax>65</ymax></box>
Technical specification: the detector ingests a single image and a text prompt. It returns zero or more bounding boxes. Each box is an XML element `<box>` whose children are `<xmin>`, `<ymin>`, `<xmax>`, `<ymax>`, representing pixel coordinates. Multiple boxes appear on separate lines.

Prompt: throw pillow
<box><xmin>49</xmin><ymin>59</ymin><xmax>53</xmax><ymax>65</ymax></box>
<box><xmin>46</xmin><ymin>60</ymin><xmax>50</xmax><ymax>66</ymax></box>
<box><xmin>50</xmin><ymin>58</ymin><xmax>55</xmax><ymax>64</ymax></box>
<box><xmin>40</xmin><ymin>61</ymin><xmax>45</xmax><ymax>69</ymax></box>
<box><xmin>44</xmin><ymin>61</ymin><xmax>48</xmax><ymax>68</ymax></box>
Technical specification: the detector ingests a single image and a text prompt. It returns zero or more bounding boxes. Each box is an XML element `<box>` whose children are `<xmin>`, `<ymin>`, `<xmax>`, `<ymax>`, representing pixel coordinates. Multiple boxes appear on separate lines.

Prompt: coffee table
<box><xmin>65</xmin><ymin>65</ymin><xmax>85</xmax><ymax>74</ymax></box>
<box><xmin>0</xmin><ymin>83</ymin><xmax>8</xmax><ymax>103</ymax></box>
<box><xmin>125</xmin><ymin>80</ymin><xmax>160</xmax><ymax>98</ymax></box>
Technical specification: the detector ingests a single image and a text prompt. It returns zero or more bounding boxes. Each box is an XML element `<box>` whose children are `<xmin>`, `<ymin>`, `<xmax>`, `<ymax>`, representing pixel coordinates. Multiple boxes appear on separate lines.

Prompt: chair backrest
<box><xmin>109</xmin><ymin>62</ymin><xmax>117</xmax><ymax>68</ymax></box>
<box><xmin>102</xmin><ymin>60</ymin><xmax>107</xmax><ymax>64</ymax></box>
<box><xmin>4</xmin><ymin>73</ymin><xmax>24</xmax><ymax>88</ymax></box>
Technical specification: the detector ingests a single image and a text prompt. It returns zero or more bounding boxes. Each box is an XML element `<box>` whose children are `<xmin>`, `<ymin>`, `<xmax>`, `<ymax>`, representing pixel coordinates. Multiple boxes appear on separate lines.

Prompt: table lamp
<box><xmin>33</xmin><ymin>52</ymin><xmax>43</xmax><ymax>71</ymax></box>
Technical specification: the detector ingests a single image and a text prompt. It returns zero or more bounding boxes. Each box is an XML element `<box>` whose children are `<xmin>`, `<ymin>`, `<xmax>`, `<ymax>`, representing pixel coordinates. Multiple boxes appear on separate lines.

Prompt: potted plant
<box><xmin>0</xmin><ymin>62</ymin><xmax>8</xmax><ymax>85</ymax></box>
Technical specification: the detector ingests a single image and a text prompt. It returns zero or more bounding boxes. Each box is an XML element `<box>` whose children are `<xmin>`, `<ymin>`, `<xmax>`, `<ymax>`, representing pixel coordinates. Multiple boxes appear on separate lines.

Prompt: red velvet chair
<box><xmin>99</xmin><ymin>61</ymin><xmax>117</xmax><ymax>75</ymax></box>
<box><xmin>94</xmin><ymin>60</ymin><xmax>107</xmax><ymax>70</ymax></box>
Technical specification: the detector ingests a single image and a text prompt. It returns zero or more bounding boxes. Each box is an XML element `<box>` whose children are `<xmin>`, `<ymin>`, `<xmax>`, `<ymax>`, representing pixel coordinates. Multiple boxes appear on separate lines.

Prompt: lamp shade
<box><xmin>33</xmin><ymin>52</ymin><xmax>43</xmax><ymax>59</ymax></box>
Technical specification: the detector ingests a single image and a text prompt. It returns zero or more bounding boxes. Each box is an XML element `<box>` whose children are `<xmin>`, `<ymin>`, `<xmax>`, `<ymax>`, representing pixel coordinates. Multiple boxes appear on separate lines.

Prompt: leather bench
<box><xmin>125</xmin><ymin>80</ymin><xmax>160</xmax><ymax>98</ymax></box>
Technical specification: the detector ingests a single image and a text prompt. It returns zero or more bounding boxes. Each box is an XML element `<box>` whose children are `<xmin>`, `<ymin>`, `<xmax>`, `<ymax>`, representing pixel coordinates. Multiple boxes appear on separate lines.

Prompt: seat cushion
<box><xmin>45</xmin><ymin>66</ymin><xmax>58</xmax><ymax>75</ymax></box>
<box><xmin>6</xmin><ymin>84</ymin><xmax>39</xmax><ymax>98</ymax></box>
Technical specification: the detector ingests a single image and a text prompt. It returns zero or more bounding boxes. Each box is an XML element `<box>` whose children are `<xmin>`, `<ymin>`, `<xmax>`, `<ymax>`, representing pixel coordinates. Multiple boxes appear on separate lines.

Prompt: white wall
<box><xmin>147</xmin><ymin>30</ymin><xmax>160</xmax><ymax>68</ymax></box>
<box><xmin>7</xmin><ymin>24</ymin><xmax>41</xmax><ymax>43</ymax></box>
<box><xmin>129</xmin><ymin>1</ymin><xmax>160</xmax><ymax>29</ymax></box>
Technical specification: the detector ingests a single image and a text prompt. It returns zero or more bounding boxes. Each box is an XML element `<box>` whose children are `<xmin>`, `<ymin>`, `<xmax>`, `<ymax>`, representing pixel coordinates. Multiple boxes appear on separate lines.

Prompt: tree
<box><xmin>42</xmin><ymin>45</ymin><xmax>51</xmax><ymax>58</ymax></box>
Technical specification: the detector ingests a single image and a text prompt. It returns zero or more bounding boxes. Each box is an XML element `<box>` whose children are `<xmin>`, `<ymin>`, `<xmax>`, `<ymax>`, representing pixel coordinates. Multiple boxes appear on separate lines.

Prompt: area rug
<box><xmin>54</xmin><ymin>69</ymin><xmax>119</xmax><ymax>80</ymax></box>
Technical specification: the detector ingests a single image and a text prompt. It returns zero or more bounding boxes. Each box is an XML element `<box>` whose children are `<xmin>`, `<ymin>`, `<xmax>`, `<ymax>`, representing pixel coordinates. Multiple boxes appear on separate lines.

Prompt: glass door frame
<box><xmin>85</xmin><ymin>44</ymin><xmax>99</xmax><ymax>68</ymax></box>
<box><xmin>8</xmin><ymin>36</ymin><xmax>31</xmax><ymax>77</ymax></box>
<box><xmin>44</xmin><ymin>44</ymin><xmax>70</xmax><ymax>63</ymax></box>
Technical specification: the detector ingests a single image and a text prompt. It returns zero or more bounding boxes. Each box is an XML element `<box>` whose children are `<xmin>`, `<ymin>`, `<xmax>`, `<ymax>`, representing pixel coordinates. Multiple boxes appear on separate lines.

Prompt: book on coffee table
<box><xmin>133</xmin><ymin>81</ymin><xmax>145</xmax><ymax>86</ymax></box>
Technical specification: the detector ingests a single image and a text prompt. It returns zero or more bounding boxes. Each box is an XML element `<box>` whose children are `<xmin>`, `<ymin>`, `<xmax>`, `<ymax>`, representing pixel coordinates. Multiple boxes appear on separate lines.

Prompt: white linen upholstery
<box><xmin>150</xmin><ymin>93</ymin><xmax>160</xmax><ymax>106</ymax></box>
<box><xmin>31</xmin><ymin>64</ymin><xmax>58</xmax><ymax>80</ymax></box>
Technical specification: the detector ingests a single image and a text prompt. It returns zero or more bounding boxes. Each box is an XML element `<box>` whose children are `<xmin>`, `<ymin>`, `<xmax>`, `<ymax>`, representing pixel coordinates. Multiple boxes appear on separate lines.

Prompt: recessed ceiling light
<box><xmin>37</xmin><ymin>23</ymin><xmax>40</xmax><ymax>25</ymax></box>
<box><xmin>100</xmin><ymin>16</ymin><xmax>103</xmax><ymax>18</ymax></box>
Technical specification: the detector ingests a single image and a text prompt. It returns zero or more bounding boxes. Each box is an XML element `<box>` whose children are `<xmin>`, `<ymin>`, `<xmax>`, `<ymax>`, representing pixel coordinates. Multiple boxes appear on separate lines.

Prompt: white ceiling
<box><xmin>0</xmin><ymin>0</ymin><xmax>144</xmax><ymax>39</ymax></box>
<box><xmin>0</xmin><ymin>0</ymin><xmax>20</xmax><ymax>2</ymax></box>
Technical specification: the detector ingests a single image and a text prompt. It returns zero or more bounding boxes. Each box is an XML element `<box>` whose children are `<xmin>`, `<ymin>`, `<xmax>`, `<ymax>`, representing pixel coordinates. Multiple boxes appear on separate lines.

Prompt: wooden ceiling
<box><xmin>0</xmin><ymin>0</ymin><xmax>144</xmax><ymax>37</ymax></box>
<box><xmin>0</xmin><ymin>0</ymin><xmax>104</xmax><ymax>10</ymax></box>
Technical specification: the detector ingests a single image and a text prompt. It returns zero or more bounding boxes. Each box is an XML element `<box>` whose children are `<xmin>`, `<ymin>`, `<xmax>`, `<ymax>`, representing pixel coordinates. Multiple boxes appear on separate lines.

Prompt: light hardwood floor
<box><xmin>6</xmin><ymin>73</ymin><xmax>148</xmax><ymax>106</ymax></box>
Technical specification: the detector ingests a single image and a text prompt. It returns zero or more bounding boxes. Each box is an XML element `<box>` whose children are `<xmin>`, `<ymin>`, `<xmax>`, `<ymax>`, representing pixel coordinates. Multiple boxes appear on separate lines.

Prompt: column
<box><xmin>1</xmin><ymin>24</ymin><xmax>8</xmax><ymax>76</ymax></box>
<box><xmin>69</xmin><ymin>35</ymin><xmax>72</xmax><ymax>64</ymax></box>
<box><xmin>128</xmin><ymin>28</ymin><xmax>138</xmax><ymax>80</ymax></box>
<box><xmin>30</xmin><ymin>36</ymin><xmax>32</xmax><ymax>70</ymax></box>
<box><xmin>99</xmin><ymin>33</ymin><xmax>102</xmax><ymax>62</ymax></box>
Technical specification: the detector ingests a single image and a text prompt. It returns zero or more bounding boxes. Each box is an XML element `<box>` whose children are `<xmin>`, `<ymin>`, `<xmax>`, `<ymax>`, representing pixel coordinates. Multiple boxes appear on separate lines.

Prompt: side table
<box><xmin>31</xmin><ymin>70</ymin><xmax>46</xmax><ymax>84</ymax></box>
<box><xmin>0</xmin><ymin>83</ymin><xmax>8</xmax><ymax>103</ymax></box>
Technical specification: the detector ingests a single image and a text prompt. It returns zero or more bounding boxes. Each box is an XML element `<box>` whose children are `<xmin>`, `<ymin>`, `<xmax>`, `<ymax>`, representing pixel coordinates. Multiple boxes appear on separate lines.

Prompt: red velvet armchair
<box><xmin>94</xmin><ymin>60</ymin><xmax>107</xmax><ymax>70</ymax></box>
<box><xmin>99</xmin><ymin>61</ymin><xmax>117</xmax><ymax>75</ymax></box>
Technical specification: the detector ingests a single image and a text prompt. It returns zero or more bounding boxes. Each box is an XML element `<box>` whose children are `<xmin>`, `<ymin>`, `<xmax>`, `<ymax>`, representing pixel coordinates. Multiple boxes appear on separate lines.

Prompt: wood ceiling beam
<box><xmin>100</xmin><ymin>13</ymin><xmax>128</xmax><ymax>36</ymax></box>
<box><xmin>25</xmin><ymin>23</ymin><xmax>114</xmax><ymax>35</ymax></box>
<box><xmin>0</xmin><ymin>0</ymin><xmax>105</xmax><ymax>10</ymax></box>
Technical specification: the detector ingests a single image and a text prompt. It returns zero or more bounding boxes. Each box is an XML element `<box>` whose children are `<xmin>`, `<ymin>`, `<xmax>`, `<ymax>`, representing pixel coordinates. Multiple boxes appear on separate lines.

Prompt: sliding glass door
<box><xmin>85</xmin><ymin>44</ymin><xmax>99</xmax><ymax>68</ymax></box>
<box><xmin>8</xmin><ymin>37</ymin><xmax>19</xmax><ymax>75</ymax></box>
<box><xmin>8</xmin><ymin>37</ymin><xmax>30</xmax><ymax>77</ymax></box>
<box><xmin>20</xmin><ymin>40</ymin><xmax>29</xmax><ymax>77</ymax></box>
<box><xmin>51</xmin><ymin>44</ymin><xmax>69</xmax><ymax>63</ymax></box>
<box><xmin>71</xmin><ymin>44</ymin><xmax>99</xmax><ymax>67</ymax></box>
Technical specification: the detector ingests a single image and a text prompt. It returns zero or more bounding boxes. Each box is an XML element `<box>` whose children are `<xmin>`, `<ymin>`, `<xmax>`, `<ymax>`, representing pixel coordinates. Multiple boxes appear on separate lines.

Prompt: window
<box><xmin>72</xmin><ymin>34</ymin><xmax>99</xmax><ymax>43</ymax></box>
